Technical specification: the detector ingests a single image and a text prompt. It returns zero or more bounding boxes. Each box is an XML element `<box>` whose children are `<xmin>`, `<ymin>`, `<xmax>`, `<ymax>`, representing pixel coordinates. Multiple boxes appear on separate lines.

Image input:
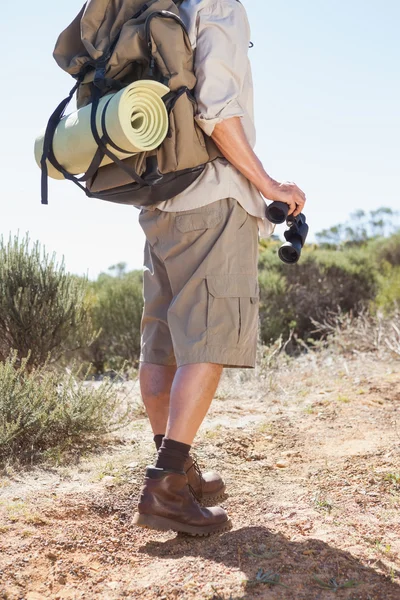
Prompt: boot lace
<box><xmin>187</xmin><ymin>456</ymin><xmax>203</xmax><ymax>503</ymax></box>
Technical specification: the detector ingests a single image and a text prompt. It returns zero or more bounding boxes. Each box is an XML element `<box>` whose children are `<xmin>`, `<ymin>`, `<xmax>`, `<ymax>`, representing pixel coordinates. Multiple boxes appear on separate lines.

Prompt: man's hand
<box><xmin>261</xmin><ymin>180</ymin><xmax>306</xmax><ymax>217</ymax></box>
<box><xmin>211</xmin><ymin>117</ymin><xmax>306</xmax><ymax>217</ymax></box>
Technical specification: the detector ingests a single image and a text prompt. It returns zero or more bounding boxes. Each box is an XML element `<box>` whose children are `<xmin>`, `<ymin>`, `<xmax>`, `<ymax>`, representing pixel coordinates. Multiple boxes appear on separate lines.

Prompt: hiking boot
<box><xmin>185</xmin><ymin>455</ymin><xmax>226</xmax><ymax>503</ymax></box>
<box><xmin>132</xmin><ymin>467</ymin><xmax>232</xmax><ymax>536</ymax></box>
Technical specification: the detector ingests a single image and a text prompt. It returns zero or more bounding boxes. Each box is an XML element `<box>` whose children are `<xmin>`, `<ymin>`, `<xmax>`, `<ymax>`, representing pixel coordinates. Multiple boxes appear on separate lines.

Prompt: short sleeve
<box><xmin>193</xmin><ymin>0</ymin><xmax>251</xmax><ymax>136</ymax></box>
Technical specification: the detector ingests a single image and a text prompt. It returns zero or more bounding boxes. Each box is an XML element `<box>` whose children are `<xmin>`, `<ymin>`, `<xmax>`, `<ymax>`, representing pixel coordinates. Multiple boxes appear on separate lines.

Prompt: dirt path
<box><xmin>1</xmin><ymin>351</ymin><xmax>399</xmax><ymax>600</ymax></box>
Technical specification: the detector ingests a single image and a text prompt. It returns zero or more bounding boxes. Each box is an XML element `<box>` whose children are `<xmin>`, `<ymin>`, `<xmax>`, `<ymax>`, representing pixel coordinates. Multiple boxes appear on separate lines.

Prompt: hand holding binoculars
<box><xmin>265</xmin><ymin>201</ymin><xmax>309</xmax><ymax>264</ymax></box>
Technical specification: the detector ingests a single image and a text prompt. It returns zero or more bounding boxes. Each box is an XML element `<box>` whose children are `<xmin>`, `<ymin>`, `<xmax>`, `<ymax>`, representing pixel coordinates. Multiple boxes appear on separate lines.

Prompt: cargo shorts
<box><xmin>138</xmin><ymin>198</ymin><xmax>259</xmax><ymax>368</ymax></box>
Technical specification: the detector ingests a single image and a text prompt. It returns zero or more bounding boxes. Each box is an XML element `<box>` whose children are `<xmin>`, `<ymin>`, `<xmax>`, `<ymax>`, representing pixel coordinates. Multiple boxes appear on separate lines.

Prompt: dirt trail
<box><xmin>1</xmin><ymin>351</ymin><xmax>399</xmax><ymax>600</ymax></box>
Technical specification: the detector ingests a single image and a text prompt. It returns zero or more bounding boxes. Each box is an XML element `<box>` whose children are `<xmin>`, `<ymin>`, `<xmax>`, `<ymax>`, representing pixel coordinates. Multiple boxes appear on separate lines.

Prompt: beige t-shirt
<box><xmin>155</xmin><ymin>0</ymin><xmax>274</xmax><ymax>238</ymax></box>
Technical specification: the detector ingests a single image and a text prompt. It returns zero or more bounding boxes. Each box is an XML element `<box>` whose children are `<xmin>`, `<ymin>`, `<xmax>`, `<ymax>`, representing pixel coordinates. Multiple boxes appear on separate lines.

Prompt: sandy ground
<box><xmin>0</xmin><ymin>349</ymin><xmax>399</xmax><ymax>600</ymax></box>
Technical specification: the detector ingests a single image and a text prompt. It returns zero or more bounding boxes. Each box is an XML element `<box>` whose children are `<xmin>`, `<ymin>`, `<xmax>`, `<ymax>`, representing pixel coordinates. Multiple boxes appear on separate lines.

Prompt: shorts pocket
<box><xmin>175</xmin><ymin>209</ymin><xmax>222</xmax><ymax>233</ymax></box>
<box><xmin>206</xmin><ymin>274</ymin><xmax>259</xmax><ymax>347</ymax></box>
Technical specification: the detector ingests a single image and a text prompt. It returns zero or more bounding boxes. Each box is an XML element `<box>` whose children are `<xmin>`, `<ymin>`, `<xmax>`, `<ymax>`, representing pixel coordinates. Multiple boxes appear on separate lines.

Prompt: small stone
<box><xmin>45</xmin><ymin>552</ymin><xmax>58</xmax><ymax>562</ymax></box>
<box><xmin>276</xmin><ymin>461</ymin><xmax>289</xmax><ymax>468</ymax></box>
<box><xmin>126</xmin><ymin>462</ymin><xmax>138</xmax><ymax>469</ymax></box>
<box><xmin>57</xmin><ymin>575</ymin><xmax>67</xmax><ymax>585</ymax></box>
<box><xmin>102</xmin><ymin>476</ymin><xmax>116</xmax><ymax>487</ymax></box>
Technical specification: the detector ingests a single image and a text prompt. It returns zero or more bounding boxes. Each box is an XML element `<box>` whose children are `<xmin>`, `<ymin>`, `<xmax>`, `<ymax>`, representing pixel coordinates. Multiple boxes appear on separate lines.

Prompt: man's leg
<box><xmin>139</xmin><ymin>362</ymin><xmax>176</xmax><ymax>436</ymax></box>
<box><xmin>140</xmin><ymin>361</ymin><xmax>222</xmax><ymax>444</ymax></box>
<box><xmin>166</xmin><ymin>363</ymin><xmax>223</xmax><ymax>445</ymax></box>
<box><xmin>134</xmin><ymin>360</ymin><xmax>228</xmax><ymax>535</ymax></box>
<box><xmin>140</xmin><ymin>361</ymin><xmax>226</xmax><ymax>503</ymax></box>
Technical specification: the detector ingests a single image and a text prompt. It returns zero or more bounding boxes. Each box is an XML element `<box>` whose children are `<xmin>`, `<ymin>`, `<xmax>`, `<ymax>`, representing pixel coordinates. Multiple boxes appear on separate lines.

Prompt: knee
<box><xmin>139</xmin><ymin>363</ymin><xmax>176</xmax><ymax>404</ymax></box>
<box><xmin>141</xmin><ymin>386</ymin><xmax>170</xmax><ymax>405</ymax></box>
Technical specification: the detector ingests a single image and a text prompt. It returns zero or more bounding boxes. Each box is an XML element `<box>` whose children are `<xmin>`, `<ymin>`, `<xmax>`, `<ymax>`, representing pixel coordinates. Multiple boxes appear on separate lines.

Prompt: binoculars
<box><xmin>265</xmin><ymin>201</ymin><xmax>309</xmax><ymax>264</ymax></box>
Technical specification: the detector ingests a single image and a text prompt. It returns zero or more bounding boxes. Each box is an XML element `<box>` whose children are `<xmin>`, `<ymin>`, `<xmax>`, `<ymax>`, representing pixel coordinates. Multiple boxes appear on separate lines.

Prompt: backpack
<box><xmin>39</xmin><ymin>0</ymin><xmax>220</xmax><ymax>207</ymax></box>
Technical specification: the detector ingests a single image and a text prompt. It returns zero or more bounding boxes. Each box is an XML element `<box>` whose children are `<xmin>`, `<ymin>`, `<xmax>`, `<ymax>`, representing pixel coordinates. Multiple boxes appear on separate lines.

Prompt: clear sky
<box><xmin>1</xmin><ymin>0</ymin><xmax>399</xmax><ymax>278</ymax></box>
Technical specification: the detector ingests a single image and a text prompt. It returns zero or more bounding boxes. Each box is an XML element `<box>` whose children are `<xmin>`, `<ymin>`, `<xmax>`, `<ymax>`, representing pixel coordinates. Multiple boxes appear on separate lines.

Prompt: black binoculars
<box><xmin>265</xmin><ymin>201</ymin><xmax>309</xmax><ymax>264</ymax></box>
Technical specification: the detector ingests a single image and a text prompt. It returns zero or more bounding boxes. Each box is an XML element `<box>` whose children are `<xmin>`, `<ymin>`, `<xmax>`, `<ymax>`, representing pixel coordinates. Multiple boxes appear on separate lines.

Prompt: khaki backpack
<box><xmin>40</xmin><ymin>0</ymin><xmax>220</xmax><ymax>206</ymax></box>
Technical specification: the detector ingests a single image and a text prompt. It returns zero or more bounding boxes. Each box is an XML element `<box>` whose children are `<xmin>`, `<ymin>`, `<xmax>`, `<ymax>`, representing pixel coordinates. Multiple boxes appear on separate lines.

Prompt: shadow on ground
<box><xmin>140</xmin><ymin>526</ymin><xmax>400</xmax><ymax>600</ymax></box>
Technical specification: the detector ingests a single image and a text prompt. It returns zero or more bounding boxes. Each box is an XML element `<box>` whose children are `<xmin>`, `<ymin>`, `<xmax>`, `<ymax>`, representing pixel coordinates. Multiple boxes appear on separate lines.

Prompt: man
<box><xmin>133</xmin><ymin>0</ymin><xmax>306</xmax><ymax>535</ymax></box>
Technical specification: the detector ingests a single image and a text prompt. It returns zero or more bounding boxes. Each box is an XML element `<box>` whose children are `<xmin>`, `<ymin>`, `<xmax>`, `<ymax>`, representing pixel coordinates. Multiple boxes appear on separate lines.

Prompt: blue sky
<box><xmin>1</xmin><ymin>0</ymin><xmax>399</xmax><ymax>277</ymax></box>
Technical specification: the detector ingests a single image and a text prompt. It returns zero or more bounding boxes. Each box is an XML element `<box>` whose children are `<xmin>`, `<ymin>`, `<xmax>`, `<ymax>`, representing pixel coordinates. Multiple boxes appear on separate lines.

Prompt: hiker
<box><xmin>133</xmin><ymin>0</ymin><xmax>306</xmax><ymax>535</ymax></box>
<box><xmin>40</xmin><ymin>0</ymin><xmax>307</xmax><ymax>535</ymax></box>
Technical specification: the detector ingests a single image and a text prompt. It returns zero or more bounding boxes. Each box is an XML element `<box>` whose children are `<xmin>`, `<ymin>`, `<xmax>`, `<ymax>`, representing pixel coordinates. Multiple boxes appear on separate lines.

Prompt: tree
<box><xmin>316</xmin><ymin>207</ymin><xmax>399</xmax><ymax>248</ymax></box>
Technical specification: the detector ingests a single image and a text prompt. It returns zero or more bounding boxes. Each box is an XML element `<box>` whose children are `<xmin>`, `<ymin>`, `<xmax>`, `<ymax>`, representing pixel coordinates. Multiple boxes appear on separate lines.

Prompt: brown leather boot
<box><xmin>133</xmin><ymin>467</ymin><xmax>231</xmax><ymax>536</ymax></box>
<box><xmin>185</xmin><ymin>456</ymin><xmax>226</xmax><ymax>503</ymax></box>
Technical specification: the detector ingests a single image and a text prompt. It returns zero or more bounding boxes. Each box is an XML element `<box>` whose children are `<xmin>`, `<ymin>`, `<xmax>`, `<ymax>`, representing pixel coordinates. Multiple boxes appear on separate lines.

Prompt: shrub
<box><xmin>258</xmin><ymin>245</ymin><xmax>378</xmax><ymax>345</ymax></box>
<box><xmin>0</xmin><ymin>235</ymin><xmax>94</xmax><ymax>370</ymax></box>
<box><xmin>310</xmin><ymin>309</ymin><xmax>400</xmax><ymax>359</ymax></box>
<box><xmin>0</xmin><ymin>353</ymin><xmax>132</xmax><ymax>467</ymax></box>
<box><xmin>375</xmin><ymin>266</ymin><xmax>400</xmax><ymax>312</ymax></box>
<box><xmin>84</xmin><ymin>271</ymin><xmax>144</xmax><ymax>374</ymax></box>
<box><xmin>376</xmin><ymin>233</ymin><xmax>400</xmax><ymax>267</ymax></box>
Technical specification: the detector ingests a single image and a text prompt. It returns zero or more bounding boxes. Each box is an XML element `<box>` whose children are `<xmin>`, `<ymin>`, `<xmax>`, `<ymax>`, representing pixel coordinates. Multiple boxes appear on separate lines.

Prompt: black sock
<box><xmin>153</xmin><ymin>434</ymin><xmax>164</xmax><ymax>451</ymax></box>
<box><xmin>155</xmin><ymin>438</ymin><xmax>191</xmax><ymax>473</ymax></box>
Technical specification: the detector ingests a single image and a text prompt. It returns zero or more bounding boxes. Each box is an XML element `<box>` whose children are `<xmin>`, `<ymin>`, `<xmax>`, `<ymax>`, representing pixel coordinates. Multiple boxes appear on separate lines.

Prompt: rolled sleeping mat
<box><xmin>34</xmin><ymin>80</ymin><xmax>170</xmax><ymax>180</ymax></box>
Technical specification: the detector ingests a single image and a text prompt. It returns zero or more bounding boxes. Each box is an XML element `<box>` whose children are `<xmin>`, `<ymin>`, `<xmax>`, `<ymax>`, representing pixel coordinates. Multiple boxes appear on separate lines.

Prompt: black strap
<box><xmin>43</xmin><ymin>105</ymin><xmax>105</xmax><ymax>199</ymax></box>
<box><xmin>40</xmin><ymin>79</ymin><xmax>81</xmax><ymax>204</ymax></box>
<box><xmin>48</xmin><ymin>143</ymin><xmax>104</xmax><ymax>183</ymax></box>
<box><xmin>90</xmin><ymin>86</ymin><xmax>146</xmax><ymax>186</ymax></box>
<box><xmin>100</xmin><ymin>96</ymin><xmax>134</xmax><ymax>155</ymax></box>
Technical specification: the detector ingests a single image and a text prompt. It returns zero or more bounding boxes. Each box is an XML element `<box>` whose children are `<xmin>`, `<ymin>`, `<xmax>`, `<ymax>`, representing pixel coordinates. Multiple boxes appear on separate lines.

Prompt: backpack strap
<box><xmin>89</xmin><ymin>64</ymin><xmax>147</xmax><ymax>187</ymax></box>
<box><xmin>40</xmin><ymin>77</ymin><xmax>82</xmax><ymax>204</ymax></box>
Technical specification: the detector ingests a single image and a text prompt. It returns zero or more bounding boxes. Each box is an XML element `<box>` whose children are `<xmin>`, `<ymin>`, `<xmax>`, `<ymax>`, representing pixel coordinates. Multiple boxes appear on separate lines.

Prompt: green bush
<box><xmin>258</xmin><ymin>244</ymin><xmax>378</xmax><ymax>345</ymax></box>
<box><xmin>0</xmin><ymin>353</ymin><xmax>132</xmax><ymax>467</ymax></box>
<box><xmin>376</xmin><ymin>233</ymin><xmax>400</xmax><ymax>267</ymax></box>
<box><xmin>84</xmin><ymin>270</ymin><xmax>144</xmax><ymax>374</ymax></box>
<box><xmin>0</xmin><ymin>235</ymin><xmax>94</xmax><ymax>370</ymax></box>
<box><xmin>375</xmin><ymin>266</ymin><xmax>400</xmax><ymax>312</ymax></box>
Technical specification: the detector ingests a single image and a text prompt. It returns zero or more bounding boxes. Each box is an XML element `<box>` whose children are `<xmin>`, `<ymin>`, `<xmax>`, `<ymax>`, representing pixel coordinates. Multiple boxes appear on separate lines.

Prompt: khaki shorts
<box><xmin>139</xmin><ymin>198</ymin><xmax>259</xmax><ymax>368</ymax></box>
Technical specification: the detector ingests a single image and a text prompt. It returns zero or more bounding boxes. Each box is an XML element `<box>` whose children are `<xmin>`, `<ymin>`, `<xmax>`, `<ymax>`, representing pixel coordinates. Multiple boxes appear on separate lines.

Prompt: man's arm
<box><xmin>192</xmin><ymin>1</ymin><xmax>306</xmax><ymax>217</ymax></box>
<box><xmin>211</xmin><ymin>117</ymin><xmax>306</xmax><ymax>217</ymax></box>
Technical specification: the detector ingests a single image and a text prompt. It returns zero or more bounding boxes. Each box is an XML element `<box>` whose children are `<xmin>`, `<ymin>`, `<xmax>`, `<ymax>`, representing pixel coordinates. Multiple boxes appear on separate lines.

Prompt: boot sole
<box><xmin>201</xmin><ymin>485</ymin><xmax>227</xmax><ymax>504</ymax></box>
<box><xmin>132</xmin><ymin>513</ymin><xmax>232</xmax><ymax>536</ymax></box>
<box><xmin>199</xmin><ymin>491</ymin><xmax>228</xmax><ymax>506</ymax></box>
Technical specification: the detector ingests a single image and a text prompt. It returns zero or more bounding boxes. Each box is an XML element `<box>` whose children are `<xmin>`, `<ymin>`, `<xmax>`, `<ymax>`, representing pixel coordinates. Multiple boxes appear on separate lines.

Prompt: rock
<box><xmin>276</xmin><ymin>461</ymin><xmax>289</xmax><ymax>469</ymax></box>
<box><xmin>281</xmin><ymin>450</ymin><xmax>301</xmax><ymax>458</ymax></box>
<box><xmin>102</xmin><ymin>476</ymin><xmax>116</xmax><ymax>487</ymax></box>
<box><xmin>126</xmin><ymin>462</ymin><xmax>138</xmax><ymax>469</ymax></box>
<box><xmin>45</xmin><ymin>552</ymin><xmax>58</xmax><ymax>562</ymax></box>
<box><xmin>57</xmin><ymin>575</ymin><xmax>67</xmax><ymax>585</ymax></box>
